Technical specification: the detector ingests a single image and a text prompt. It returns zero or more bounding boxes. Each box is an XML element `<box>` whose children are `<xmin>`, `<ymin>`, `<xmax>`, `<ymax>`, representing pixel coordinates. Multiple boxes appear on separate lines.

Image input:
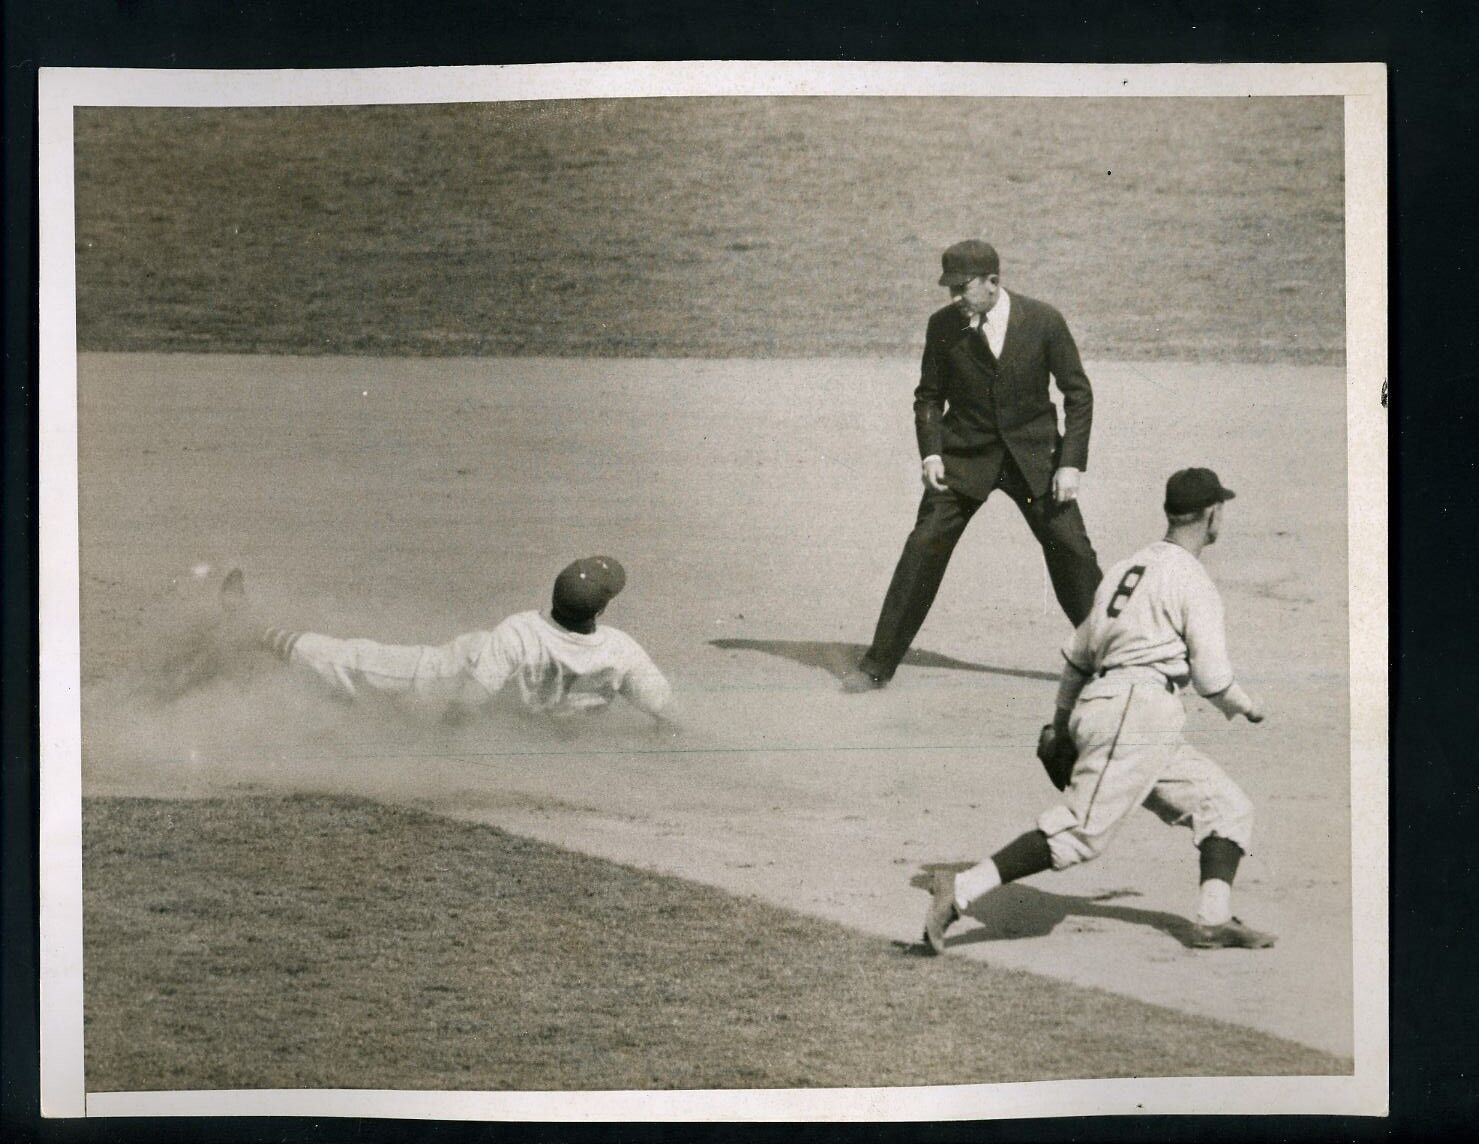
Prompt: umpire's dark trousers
<box><xmin>858</xmin><ymin>458</ymin><xmax>1102</xmax><ymax>681</ymax></box>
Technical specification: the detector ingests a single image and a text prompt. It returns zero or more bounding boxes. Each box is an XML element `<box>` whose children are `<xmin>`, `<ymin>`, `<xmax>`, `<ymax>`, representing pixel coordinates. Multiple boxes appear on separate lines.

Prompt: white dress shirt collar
<box><xmin>971</xmin><ymin>287</ymin><xmax>1011</xmax><ymax>357</ymax></box>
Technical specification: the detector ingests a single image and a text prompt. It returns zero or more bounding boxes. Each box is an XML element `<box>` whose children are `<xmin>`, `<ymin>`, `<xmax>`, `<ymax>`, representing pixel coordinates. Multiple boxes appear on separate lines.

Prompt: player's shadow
<box><xmin>900</xmin><ymin>865</ymin><xmax>1200</xmax><ymax>952</ymax></box>
<box><xmin>708</xmin><ymin>639</ymin><xmax>1059</xmax><ymax>683</ymax></box>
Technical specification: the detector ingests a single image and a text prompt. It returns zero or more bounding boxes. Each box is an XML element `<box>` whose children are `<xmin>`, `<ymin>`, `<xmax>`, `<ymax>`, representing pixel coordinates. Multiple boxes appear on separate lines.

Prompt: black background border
<box><xmin>3</xmin><ymin>2</ymin><xmax>1468</xmax><ymax>1141</ymax></box>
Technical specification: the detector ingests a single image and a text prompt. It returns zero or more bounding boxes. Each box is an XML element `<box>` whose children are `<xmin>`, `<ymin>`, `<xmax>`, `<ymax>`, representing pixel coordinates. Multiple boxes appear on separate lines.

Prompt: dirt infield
<box><xmin>78</xmin><ymin>351</ymin><xmax>1351</xmax><ymax>1059</ymax></box>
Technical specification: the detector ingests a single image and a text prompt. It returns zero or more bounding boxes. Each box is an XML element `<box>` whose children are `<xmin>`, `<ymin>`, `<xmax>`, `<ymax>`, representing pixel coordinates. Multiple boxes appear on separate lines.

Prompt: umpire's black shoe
<box><xmin>841</xmin><ymin>667</ymin><xmax>887</xmax><ymax>693</ymax></box>
<box><xmin>922</xmin><ymin>871</ymin><xmax>960</xmax><ymax>955</ymax></box>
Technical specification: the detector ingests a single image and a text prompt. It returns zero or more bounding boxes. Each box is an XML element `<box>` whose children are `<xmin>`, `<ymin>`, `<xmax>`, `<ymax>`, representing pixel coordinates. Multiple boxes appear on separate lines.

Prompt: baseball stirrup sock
<box><xmin>262</xmin><ymin>627</ymin><xmax>303</xmax><ymax>661</ymax></box>
<box><xmin>991</xmin><ymin>829</ymin><xmax>1054</xmax><ymax>884</ymax></box>
<box><xmin>1196</xmin><ymin>837</ymin><xmax>1243</xmax><ymax>926</ymax></box>
<box><xmin>1198</xmin><ymin>835</ymin><xmax>1244</xmax><ymax>884</ymax></box>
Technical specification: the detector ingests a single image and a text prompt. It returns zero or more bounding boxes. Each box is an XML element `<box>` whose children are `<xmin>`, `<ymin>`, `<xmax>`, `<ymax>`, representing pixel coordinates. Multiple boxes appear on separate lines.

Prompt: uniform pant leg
<box><xmin>860</xmin><ymin>487</ymin><xmax>982</xmax><ymax>679</ymax></box>
<box><xmin>1039</xmin><ymin>683</ymin><xmax>1180</xmax><ymax>868</ymax></box>
<box><xmin>997</xmin><ymin>458</ymin><xmax>1103</xmax><ymax>625</ymax></box>
<box><xmin>290</xmin><ymin>633</ymin><xmax>428</xmax><ymax>701</ymax></box>
<box><xmin>1141</xmin><ymin>742</ymin><xmax>1256</xmax><ymax>853</ymax></box>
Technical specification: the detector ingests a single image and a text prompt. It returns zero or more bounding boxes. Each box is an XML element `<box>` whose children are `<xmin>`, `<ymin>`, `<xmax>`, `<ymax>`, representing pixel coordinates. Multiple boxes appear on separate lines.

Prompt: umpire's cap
<box><xmin>939</xmin><ymin>240</ymin><xmax>1000</xmax><ymax>287</ymax></box>
<box><xmin>552</xmin><ymin>556</ymin><xmax>627</xmax><ymax>618</ymax></box>
<box><xmin>1164</xmin><ymin>468</ymin><xmax>1237</xmax><ymax>514</ymax></box>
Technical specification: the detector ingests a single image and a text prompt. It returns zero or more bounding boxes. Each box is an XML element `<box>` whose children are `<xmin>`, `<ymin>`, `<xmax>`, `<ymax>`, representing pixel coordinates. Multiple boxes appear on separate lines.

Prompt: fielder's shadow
<box><xmin>708</xmin><ymin>639</ymin><xmax>1059</xmax><ymax>684</ymax></box>
<box><xmin>899</xmin><ymin>864</ymin><xmax>1200</xmax><ymax>953</ymax></box>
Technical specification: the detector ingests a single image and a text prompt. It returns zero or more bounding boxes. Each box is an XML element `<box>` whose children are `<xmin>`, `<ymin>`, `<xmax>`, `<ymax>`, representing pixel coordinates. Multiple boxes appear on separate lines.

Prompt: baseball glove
<box><xmin>1036</xmin><ymin>723</ymin><xmax>1077</xmax><ymax>791</ymax></box>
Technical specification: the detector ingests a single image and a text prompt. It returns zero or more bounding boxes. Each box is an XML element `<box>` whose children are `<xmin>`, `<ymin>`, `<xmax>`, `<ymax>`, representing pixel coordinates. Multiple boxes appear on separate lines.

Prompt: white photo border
<box><xmin>37</xmin><ymin>60</ymin><xmax>1388</xmax><ymax>1122</ymax></box>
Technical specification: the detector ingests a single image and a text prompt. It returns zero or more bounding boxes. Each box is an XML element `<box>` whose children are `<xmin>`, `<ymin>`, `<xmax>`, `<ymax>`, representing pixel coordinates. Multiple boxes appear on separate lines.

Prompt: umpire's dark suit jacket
<box><xmin>913</xmin><ymin>292</ymin><xmax>1093</xmax><ymax>501</ymax></box>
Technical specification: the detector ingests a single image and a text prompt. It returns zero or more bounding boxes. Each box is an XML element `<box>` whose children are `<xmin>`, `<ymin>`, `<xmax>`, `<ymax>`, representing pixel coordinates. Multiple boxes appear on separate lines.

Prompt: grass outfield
<box><xmin>83</xmin><ymin>794</ymin><xmax>1349</xmax><ymax>1092</ymax></box>
<box><xmin>73</xmin><ymin>98</ymin><xmax>1343</xmax><ymax>363</ymax></box>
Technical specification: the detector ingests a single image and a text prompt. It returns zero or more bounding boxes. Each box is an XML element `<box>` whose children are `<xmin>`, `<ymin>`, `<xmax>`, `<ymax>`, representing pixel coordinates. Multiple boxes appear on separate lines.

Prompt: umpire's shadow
<box><xmin>708</xmin><ymin>638</ymin><xmax>1059</xmax><ymax>683</ymax></box>
<box><xmin>906</xmin><ymin>866</ymin><xmax>1199</xmax><ymax>950</ymax></box>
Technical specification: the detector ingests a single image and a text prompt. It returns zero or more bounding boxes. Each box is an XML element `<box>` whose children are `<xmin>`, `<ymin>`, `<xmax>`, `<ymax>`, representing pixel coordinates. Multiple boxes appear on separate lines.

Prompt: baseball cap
<box><xmin>552</xmin><ymin>555</ymin><xmax>627</xmax><ymax>618</ymax></box>
<box><xmin>1164</xmin><ymin>468</ymin><xmax>1237</xmax><ymax>514</ymax></box>
<box><xmin>938</xmin><ymin>240</ymin><xmax>1000</xmax><ymax>287</ymax></box>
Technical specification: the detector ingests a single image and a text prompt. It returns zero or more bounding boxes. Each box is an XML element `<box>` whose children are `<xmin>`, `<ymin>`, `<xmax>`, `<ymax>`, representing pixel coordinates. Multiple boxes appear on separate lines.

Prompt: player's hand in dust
<box><xmin>1244</xmin><ymin>699</ymin><xmax>1266</xmax><ymax>724</ymax></box>
<box><xmin>1052</xmin><ymin>466</ymin><xmax>1081</xmax><ymax>505</ymax></box>
<box><xmin>922</xmin><ymin>456</ymin><xmax>948</xmax><ymax>492</ymax></box>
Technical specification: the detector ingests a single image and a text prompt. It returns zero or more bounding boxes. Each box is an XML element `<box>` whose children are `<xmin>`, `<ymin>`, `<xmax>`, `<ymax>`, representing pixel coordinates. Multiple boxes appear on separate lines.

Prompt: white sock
<box><xmin>953</xmin><ymin>859</ymin><xmax>1002</xmax><ymax>912</ymax></box>
<box><xmin>1196</xmin><ymin>879</ymin><xmax>1233</xmax><ymax>926</ymax></box>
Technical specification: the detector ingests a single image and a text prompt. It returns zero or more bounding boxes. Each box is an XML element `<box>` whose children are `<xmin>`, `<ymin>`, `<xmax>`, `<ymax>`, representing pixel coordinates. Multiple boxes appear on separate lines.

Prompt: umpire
<box><xmin>844</xmin><ymin>240</ymin><xmax>1104</xmax><ymax>692</ymax></box>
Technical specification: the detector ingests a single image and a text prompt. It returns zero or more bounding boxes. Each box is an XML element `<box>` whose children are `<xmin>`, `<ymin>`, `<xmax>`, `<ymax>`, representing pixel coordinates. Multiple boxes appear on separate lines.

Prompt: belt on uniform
<box><xmin>1096</xmin><ymin>666</ymin><xmax>1175</xmax><ymax>693</ymax></box>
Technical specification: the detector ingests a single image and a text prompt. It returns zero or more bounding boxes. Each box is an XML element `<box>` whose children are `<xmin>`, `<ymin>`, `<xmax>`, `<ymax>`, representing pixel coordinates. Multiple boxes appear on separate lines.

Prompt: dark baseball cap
<box><xmin>938</xmin><ymin>240</ymin><xmax>1000</xmax><ymax>287</ymax></box>
<box><xmin>1164</xmin><ymin>468</ymin><xmax>1237</xmax><ymax>514</ymax></box>
<box><xmin>552</xmin><ymin>555</ymin><xmax>626</xmax><ymax>618</ymax></box>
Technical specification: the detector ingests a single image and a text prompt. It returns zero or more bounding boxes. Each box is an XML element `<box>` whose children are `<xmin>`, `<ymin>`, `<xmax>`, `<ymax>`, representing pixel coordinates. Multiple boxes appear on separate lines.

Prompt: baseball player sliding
<box><xmin>202</xmin><ymin>556</ymin><xmax>673</xmax><ymax>725</ymax></box>
<box><xmin>923</xmin><ymin>468</ymin><xmax>1275</xmax><ymax>953</ymax></box>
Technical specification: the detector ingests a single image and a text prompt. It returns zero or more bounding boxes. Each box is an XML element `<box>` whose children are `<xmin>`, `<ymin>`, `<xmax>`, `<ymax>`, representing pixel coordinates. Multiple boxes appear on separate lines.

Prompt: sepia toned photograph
<box><xmin>37</xmin><ymin>63</ymin><xmax>1387</xmax><ymax>1121</ymax></box>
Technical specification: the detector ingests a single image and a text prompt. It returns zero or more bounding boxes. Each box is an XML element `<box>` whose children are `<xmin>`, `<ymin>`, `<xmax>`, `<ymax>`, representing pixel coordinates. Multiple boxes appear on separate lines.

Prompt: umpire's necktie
<box><xmin>978</xmin><ymin>314</ymin><xmax>998</xmax><ymax>366</ymax></box>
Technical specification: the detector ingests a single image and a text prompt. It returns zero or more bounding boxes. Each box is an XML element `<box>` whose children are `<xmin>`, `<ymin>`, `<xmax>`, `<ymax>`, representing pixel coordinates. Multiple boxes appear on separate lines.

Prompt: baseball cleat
<box><xmin>1189</xmin><ymin>916</ymin><xmax>1277</xmax><ymax>950</ymax></box>
<box><xmin>922</xmin><ymin>871</ymin><xmax>961</xmax><ymax>955</ymax></box>
<box><xmin>220</xmin><ymin>567</ymin><xmax>246</xmax><ymax>610</ymax></box>
<box><xmin>150</xmin><ymin>568</ymin><xmax>263</xmax><ymax>702</ymax></box>
<box><xmin>841</xmin><ymin>667</ymin><xmax>887</xmax><ymax>694</ymax></box>
<box><xmin>215</xmin><ymin>568</ymin><xmax>259</xmax><ymax>649</ymax></box>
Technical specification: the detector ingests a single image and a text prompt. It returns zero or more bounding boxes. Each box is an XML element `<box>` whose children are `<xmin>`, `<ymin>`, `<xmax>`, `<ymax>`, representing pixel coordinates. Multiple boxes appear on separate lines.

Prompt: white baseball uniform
<box><xmin>1038</xmin><ymin>539</ymin><xmax>1254</xmax><ymax>870</ymax></box>
<box><xmin>281</xmin><ymin>610</ymin><xmax>671</xmax><ymax>719</ymax></box>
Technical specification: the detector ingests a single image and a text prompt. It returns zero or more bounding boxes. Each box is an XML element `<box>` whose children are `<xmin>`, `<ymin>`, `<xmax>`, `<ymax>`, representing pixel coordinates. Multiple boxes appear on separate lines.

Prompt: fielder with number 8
<box><xmin>923</xmin><ymin>468</ymin><xmax>1275</xmax><ymax>954</ymax></box>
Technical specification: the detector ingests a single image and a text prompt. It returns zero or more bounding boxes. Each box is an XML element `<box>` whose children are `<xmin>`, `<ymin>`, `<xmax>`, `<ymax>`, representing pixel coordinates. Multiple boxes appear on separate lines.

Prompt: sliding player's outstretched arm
<box><xmin>620</xmin><ymin>641</ymin><xmax>676</xmax><ymax>731</ymax></box>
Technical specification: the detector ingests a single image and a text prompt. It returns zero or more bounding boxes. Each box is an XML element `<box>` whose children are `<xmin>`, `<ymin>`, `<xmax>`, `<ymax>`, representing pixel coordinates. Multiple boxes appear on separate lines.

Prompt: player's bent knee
<box><xmin>1046</xmin><ymin>830</ymin><xmax>1103</xmax><ymax>869</ymax></box>
<box><xmin>1199</xmin><ymin>787</ymin><xmax>1255</xmax><ymax>852</ymax></box>
<box><xmin>1038</xmin><ymin>804</ymin><xmax>1105</xmax><ymax>869</ymax></box>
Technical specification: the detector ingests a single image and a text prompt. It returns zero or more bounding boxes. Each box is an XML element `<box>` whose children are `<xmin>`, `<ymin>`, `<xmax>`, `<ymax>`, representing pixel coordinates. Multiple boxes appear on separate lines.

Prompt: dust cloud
<box><xmin>80</xmin><ymin>577</ymin><xmax>679</xmax><ymax>810</ymax></box>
